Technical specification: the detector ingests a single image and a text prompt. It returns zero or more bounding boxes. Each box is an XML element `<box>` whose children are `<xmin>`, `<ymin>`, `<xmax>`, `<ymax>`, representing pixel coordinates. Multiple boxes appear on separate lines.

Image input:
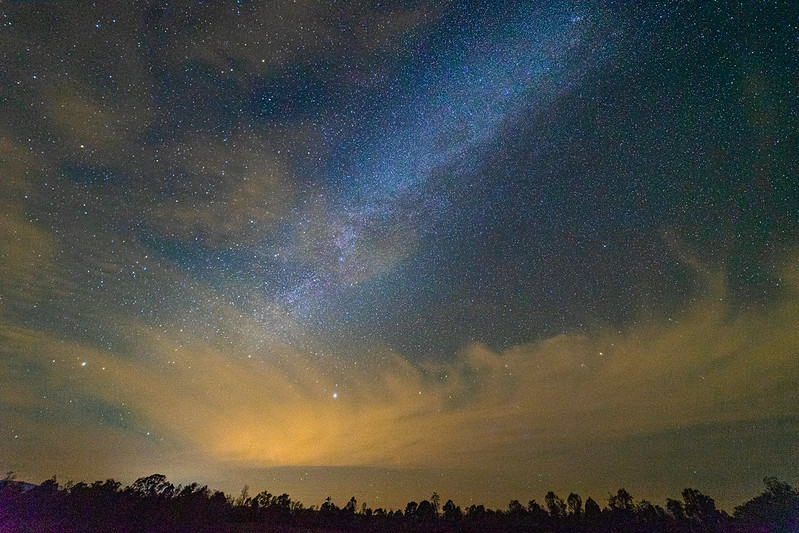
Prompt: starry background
<box><xmin>1</xmin><ymin>0</ymin><xmax>798</xmax><ymax>510</ymax></box>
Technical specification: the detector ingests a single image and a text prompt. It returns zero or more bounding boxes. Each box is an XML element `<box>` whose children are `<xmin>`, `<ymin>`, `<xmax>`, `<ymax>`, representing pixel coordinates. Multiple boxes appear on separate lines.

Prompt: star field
<box><xmin>1</xmin><ymin>0</ymin><xmax>798</xmax><ymax>510</ymax></box>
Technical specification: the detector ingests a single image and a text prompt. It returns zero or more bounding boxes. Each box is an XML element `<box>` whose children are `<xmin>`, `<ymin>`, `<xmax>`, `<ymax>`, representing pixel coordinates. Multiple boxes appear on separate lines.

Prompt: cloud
<box><xmin>2</xmin><ymin>254</ymin><xmax>797</xmax><ymax>480</ymax></box>
<box><xmin>145</xmin><ymin>134</ymin><xmax>295</xmax><ymax>247</ymax></box>
<box><xmin>43</xmin><ymin>81</ymin><xmax>155</xmax><ymax>161</ymax></box>
<box><xmin>0</xmin><ymin>138</ymin><xmax>57</xmax><ymax>307</ymax></box>
<box><xmin>162</xmin><ymin>1</ymin><xmax>443</xmax><ymax>73</ymax></box>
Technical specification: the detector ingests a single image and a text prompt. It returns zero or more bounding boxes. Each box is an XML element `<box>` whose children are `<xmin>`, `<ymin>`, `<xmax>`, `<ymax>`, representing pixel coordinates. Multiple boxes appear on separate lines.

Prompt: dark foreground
<box><xmin>1</xmin><ymin>474</ymin><xmax>797</xmax><ymax>532</ymax></box>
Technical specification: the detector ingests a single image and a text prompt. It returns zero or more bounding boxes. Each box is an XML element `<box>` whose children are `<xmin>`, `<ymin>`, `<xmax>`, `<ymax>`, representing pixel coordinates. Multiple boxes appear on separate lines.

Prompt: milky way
<box><xmin>1</xmin><ymin>0</ymin><xmax>797</xmax><ymax>510</ymax></box>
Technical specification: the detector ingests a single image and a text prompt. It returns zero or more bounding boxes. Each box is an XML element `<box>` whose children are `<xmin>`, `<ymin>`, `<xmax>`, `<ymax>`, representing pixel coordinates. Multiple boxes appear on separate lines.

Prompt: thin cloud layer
<box><xmin>2</xmin><ymin>254</ymin><xmax>797</xmax><ymax>505</ymax></box>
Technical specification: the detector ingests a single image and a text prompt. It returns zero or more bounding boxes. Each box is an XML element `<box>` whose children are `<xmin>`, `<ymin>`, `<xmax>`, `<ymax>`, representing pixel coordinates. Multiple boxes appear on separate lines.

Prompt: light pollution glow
<box><xmin>2</xmin><ymin>240</ymin><xmax>798</xmax><ymax>508</ymax></box>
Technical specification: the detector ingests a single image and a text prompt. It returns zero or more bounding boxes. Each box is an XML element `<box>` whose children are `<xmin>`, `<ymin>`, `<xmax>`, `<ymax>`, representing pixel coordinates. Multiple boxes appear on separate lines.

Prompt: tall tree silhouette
<box><xmin>585</xmin><ymin>496</ymin><xmax>602</xmax><ymax>521</ymax></box>
<box><xmin>682</xmin><ymin>488</ymin><xmax>720</xmax><ymax>528</ymax></box>
<box><xmin>430</xmin><ymin>491</ymin><xmax>440</xmax><ymax>515</ymax></box>
<box><xmin>608</xmin><ymin>488</ymin><xmax>634</xmax><ymax>511</ymax></box>
<box><xmin>567</xmin><ymin>492</ymin><xmax>582</xmax><ymax>517</ymax></box>
<box><xmin>545</xmin><ymin>490</ymin><xmax>566</xmax><ymax>519</ymax></box>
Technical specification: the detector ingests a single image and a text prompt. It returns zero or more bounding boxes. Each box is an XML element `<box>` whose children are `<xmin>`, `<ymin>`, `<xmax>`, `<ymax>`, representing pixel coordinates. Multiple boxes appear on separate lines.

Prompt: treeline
<box><xmin>1</xmin><ymin>473</ymin><xmax>797</xmax><ymax>532</ymax></box>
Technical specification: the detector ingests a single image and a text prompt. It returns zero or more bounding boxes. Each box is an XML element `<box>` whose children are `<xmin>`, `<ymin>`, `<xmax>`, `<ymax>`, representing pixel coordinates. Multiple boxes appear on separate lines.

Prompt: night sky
<box><xmin>1</xmin><ymin>0</ymin><xmax>798</xmax><ymax>511</ymax></box>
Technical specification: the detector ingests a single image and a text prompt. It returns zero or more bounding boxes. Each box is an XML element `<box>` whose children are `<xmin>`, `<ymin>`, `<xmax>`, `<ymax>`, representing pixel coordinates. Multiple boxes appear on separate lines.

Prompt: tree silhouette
<box><xmin>2</xmin><ymin>471</ymin><xmax>798</xmax><ymax>532</ymax></box>
<box><xmin>584</xmin><ymin>496</ymin><xmax>601</xmax><ymax>520</ymax></box>
<box><xmin>443</xmin><ymin>498</ymin><xmax>462</xmax><ymax>520</ymax></box>
<box><xmin>320</xmin><ymin>495</ymin><xmax>338</xmax><ymax>516</ymax></box>
<box><xmin>508</xmin><ymin>499</ymin><xmax>525</xmax><ymax>515</ymax></box>
<box><xmin>416</xmin><ymin>499</ymin><xmax>436</xmax><ymax>520</ymax></box>
<box><xmin>636</xmin><ymin>499</ymin><xmax>667</xmax><ymax>527</ymax></box>
<box><xmin>430</xmin><ymin>491</ymin><xmax>440</xmax><ymax>515</ymax></box>
<box><xmin>404</xmin><ymin>500</ymin><xmax>418</xmax><ymax>518</ymax></box>
<box><xmin>465</xmin><ymin>503</ymin><xmax>486</xmax><ymax>519</ymax></box>
<box><xmin>252</xmin><ymin>489</ymin><xmax>273</xmax><ymax>509</ymax></box>
<box><xmin>682</xmin><ymin>487</ymin><xmax>720</xmax><ymax>527</ymax></box>
<box><xmin>528</xmin><ymin>498</ymin><xmax>550</xmax><ymax>523</ymax></box>
<box><xmin>545</xmin><ymin>490</ymin><xmax>566</xmax><ymax>519</ymax></box>
<box><xmin>277</xmin><ymin>493</ymin><xmax>290</xmax><ymax>509</ymax></box>
<box><xmin>734</xmin><ymin>477</ymin><xmax>799</xmax><ymax>532</ymax></box>
<box><xmin>666</xmin><ymin>497</ymin><xmax>686</xmax><ymax>521</ymax></box>
<box><xmin>235</xmin><ymin>485</ymin><xmax>250</xmax><ymax>507</ymax></box>
<box><xmin>567</xmin><ymin>492</ymin><xmax>582</xmax><ymax>517</ymax></box>
<box><xmin>608</xmin><ymin>487</ymin><xmax>634</xmax><ymax>511</ymax></box>
<box><xmin>130</xmin><ymin>474</ymin><xmax>174</xmax><ymax>499</ymax></box>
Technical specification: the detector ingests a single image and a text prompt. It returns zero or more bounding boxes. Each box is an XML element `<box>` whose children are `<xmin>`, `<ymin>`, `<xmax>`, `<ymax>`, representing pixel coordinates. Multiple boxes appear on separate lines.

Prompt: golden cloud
<box><xmin>2</xmin><ymin>255</ymin><xmax>797</xmax><ymax>478</ymax></box>
<box><xmin>1</xmin><ymin>246</ymin><xmax>797</xmax><ymax>506</ymax></box>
